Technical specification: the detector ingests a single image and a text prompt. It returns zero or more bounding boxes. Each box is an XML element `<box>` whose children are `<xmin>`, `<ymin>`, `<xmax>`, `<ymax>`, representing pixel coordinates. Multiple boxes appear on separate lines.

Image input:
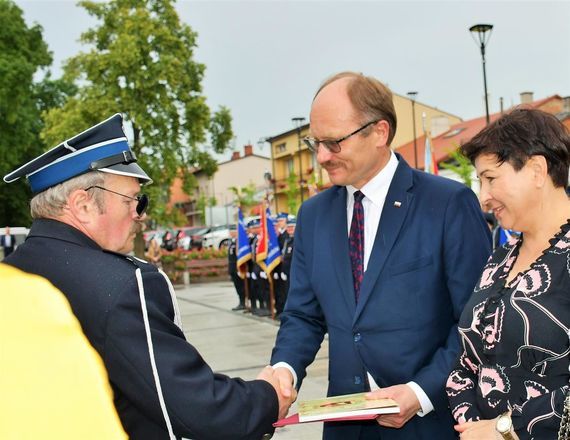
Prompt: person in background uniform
<box><xmin>3</xmin><ymin>114</ymin><xmax>294</xmax><ymax>440</ymax></box>
<box><xmin>250</xmin><ymin>219</ymin><xmax>271</xmax><ymax>317</ymax></box>
<box><xmin>1</xmin><ymin>226</ymin><xmax>15</xmax><ymax>258</ymax></box>
<box><xmin>269</xmin><ymin>72</ymin><xmax>492</xmax><ymax>440</ymax></box>
<box><xmin>1</xmin><ymin>263</ymin><xmax>127</xmax><ymax>440</ymax></box>
<box><xmin>273</xmin><ymin>213</ymin><xmax>290</xmax><ymax>316</ymax></box>
<box><xmin>247</xmin><ymin>219</ymin><xmax>260</xmax><ymax>313</ymax></box>
<box><xmin>228</xmin><ymin>226</ymin><xmax>245</xmax><ymax>311</ymax></box>
<box><xmin>278</xmin><ymin>220</ymin><xmax>296</xmax><ymax>317</ymax></box>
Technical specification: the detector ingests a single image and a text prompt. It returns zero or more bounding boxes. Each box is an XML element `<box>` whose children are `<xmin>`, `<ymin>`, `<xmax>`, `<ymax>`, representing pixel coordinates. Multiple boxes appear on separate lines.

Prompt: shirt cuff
<box><xmin>272</xmin><ymin>362</ymin><xmax>298</xmax><ymax>388</ymax></box>
<box><xmin>406</xmin><ymin>381</ymin><xmax>434</xmax><ymax>417</ymax></box>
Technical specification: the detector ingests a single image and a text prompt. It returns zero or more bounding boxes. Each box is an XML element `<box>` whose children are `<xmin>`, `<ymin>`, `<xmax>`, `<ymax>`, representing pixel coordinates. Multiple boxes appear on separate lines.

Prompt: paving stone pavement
<box><xmin>176</xmin><ymin>280</ymin><xmax>329</xmax><ymax>440</ymax></box>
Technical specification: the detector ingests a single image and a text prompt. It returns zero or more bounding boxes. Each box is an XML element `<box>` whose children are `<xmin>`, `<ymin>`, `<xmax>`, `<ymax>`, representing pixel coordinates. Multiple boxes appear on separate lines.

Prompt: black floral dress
<box><xmin>447</xmin><ymin>222</ymin><xmax>570</xmax><ymax>439</ymax></box>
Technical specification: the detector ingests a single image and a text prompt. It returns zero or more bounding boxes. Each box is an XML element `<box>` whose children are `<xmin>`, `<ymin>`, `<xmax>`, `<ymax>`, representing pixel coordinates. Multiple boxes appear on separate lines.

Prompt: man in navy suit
<box><xmin>270</xmin><ymin>72</ymin><xmax>492</xmax><ymax>439</ymax></box>
<box><xmin>1</xmin><ymin>226</ymin><xmax>15</xmax><ymax>258</ymax></box>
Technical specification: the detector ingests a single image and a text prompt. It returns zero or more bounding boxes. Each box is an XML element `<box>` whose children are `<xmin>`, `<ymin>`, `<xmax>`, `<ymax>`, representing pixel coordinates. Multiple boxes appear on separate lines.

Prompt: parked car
<box><xmin>172</xmin><ymin>226</ymin><xmax>207</xmax><ymax>250</ymax></box>
<box><xmin>161</xmin><ymin>229</ymin><xmax>178</xmax><ymax>251</ymax></box>
<box><xmin>143</xmin><ymin>230</ymin><xmax>164</xmax><ymax>251</ymax></box>
<box><xmin>201</xmin><ymin>225</ymin><xmax>233</xmax><ymax>249</ymax></box>
<box><xmin>186</xmin><ymin>226</ymin><xmax>212</xmax><ymax>250</ymax></box>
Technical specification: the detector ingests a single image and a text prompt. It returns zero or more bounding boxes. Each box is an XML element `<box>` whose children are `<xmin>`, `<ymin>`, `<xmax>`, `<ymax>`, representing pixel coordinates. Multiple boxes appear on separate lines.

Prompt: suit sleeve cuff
<box><xmin>272</xmin><ymin>362</ymin><xmax>298</xmax><ymax>388</ymax></box>
<box><xmin>406</xmin><ymin>381</ymin><xmax>434</xmax><ymax>417</ymax></box>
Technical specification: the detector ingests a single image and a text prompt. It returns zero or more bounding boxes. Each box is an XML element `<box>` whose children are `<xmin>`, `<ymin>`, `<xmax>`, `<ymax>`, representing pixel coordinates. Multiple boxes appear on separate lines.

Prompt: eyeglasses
<box><xmin>85</xmin><ymin>185</ymin><xmax>149</xmax><ymax>217</ymax></box>
<box><xmin>303</xmin><ymin>120</ymin><xmax>379</xmax><ymax>154</ymax></box>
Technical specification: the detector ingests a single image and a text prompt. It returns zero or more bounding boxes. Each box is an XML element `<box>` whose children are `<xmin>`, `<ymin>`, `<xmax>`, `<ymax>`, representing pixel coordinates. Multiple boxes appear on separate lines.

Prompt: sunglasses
<box><xmin>84</xmin><ymin>185</ymin><xmax>149</xmax><ymax>217</ymax></box>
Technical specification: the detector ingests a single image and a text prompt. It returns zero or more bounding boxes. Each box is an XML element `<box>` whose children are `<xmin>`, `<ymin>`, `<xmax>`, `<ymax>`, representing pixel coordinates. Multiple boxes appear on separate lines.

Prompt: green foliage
<box><xmin>189</xmin><ymin>247</ymin><xmax>227</xmax><ymax>260</ymax></box>
<box><xmin>229</xmin><ymin>182</ymin><xmax>261</xmax><ymax>213</ymax></box>
<box><xmin>0</xmin><ymin>0</ymin><xmax>74</xmax><ymax>225</ymax></box>
<box><xmin>286</xmin><ymin>172</ymin><xmax>299</xmax><ymax>214</ymax></box>
<box><xmin>181</xmin><ymin>172</ymin><xmax>198</xmax><ymax>196</ymax></box>
<box><xmin>195</xmin><ymin>193</ymin><xmax>217</xmax><ymax>223</ymax></box>
<box><xmin>40</xmin><ymin>0</ymin><xmax>233</xmax><ymax>224</ymax></box>
<box><xmin>440</xmin><ymin>147</ymin><xmax>474</xmax><ymax>188</ymax></box>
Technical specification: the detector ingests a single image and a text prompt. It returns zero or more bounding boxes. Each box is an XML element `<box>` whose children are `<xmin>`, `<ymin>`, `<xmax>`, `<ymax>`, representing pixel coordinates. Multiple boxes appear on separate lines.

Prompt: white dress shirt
<box><xmin>274</xmin><ymin>151</ymin><xmax>433</xmax><ymax>416</ymax></box>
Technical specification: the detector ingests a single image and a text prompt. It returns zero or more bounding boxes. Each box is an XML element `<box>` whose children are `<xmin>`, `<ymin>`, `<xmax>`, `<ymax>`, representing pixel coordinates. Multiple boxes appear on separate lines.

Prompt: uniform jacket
<box><xmin>280</xmin><ymin>235</ymin><xmax>294</xmax><ymax>277</ymax></box>
<box><xmin>227</xmin><ymin>238</ymin><xmax>237</xmax><ymax>274</ymax></box>
<box><xmin>6</xmin><ymin>219</ymin><xmax>278</xmax><ymax>440</ymax></box>
<box><xmin>271</xmin><ymin>156</ymin><xmax>492</xmax><ymax>440</ymax></box>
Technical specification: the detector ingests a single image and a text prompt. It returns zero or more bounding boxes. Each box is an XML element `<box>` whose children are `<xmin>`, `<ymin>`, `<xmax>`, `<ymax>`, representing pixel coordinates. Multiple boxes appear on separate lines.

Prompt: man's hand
<box><xmin>256</xmin><ymin>366</ymin><xmax>296</xmax><ymax>420</ymax></box>
<box><xmin>272</xmin><ymin>367</ymin><xmax>295</xmax><ymax>402</ymax></box>
<box><xmin>454</xmin><ymin>417</ymin><xmax>519</xmax><ymax>439</ymax></box>
<box><xmin>366</xmin><ymin>384</ymin><xmax>421</xmax><ymax>428</ymax></box>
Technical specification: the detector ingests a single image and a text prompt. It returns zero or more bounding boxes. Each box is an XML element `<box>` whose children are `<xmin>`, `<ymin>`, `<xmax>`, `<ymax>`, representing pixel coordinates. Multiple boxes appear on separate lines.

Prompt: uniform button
<box><xmin>261</xmin><ymin>434</ymin><xmax>273</xmax><ymax>440</ymax></box>
<box><xmin>354</xmin><ymin>333</ymin><xmax>361</xmax><ymax>342</ymax></box>
<box><xmin>354</xmin><ymin>376</ymin><xmax>362</xmax><ymax>385</ymax></box>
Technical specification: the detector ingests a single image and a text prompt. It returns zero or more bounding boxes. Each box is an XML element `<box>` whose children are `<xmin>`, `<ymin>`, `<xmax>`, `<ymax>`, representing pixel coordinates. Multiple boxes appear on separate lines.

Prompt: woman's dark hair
<box><xmin>460</xmin><ymin>108</ymin><xmax>570</xmax><ymax>187</ymax></box>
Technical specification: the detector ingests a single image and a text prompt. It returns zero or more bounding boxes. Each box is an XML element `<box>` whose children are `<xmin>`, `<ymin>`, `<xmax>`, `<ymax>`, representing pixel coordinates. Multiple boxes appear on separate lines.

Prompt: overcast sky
<box><xmin>16</xmin><ymin>0</ymin><xmax>570</xmax><ymax>158</ymax></box>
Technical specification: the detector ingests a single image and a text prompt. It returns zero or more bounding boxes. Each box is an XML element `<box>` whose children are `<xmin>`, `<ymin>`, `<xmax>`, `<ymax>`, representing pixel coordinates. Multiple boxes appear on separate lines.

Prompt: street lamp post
<box><xmin>292</xmin><ymin>117</ymin><xmax>306</xmax><ymax>203</ymax></box>
<box><xmin>469</xmin><ymin>23</ymin><xmax>493</xmax><ymax>125</ymax></box>
<box><xmin>407</xmin><ymin>91</ymin><xmax>418</xmax><ymax>169</ymax></box>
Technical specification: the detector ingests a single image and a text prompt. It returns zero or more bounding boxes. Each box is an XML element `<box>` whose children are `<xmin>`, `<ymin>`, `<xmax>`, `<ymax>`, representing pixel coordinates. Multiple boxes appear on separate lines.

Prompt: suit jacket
<box><xmin>6</xmin><ymin>219</ymin><xmax>278</xmax><ymax>440</ymax></box>
<box><xmin>271</xmin><ymin>156</ymin><xmax>491</xmax><ymax>440</ymax></box>
<box><xmin>1</xmin><ymin>234</ymin><xmax>14</xmax><ymax>254</ymax></box>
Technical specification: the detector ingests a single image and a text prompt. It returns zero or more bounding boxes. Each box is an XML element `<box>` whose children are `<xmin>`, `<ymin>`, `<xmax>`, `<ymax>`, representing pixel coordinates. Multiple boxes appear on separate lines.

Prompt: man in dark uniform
<box><xmin>248</xmin><ymin>219</ymin><xmax>269</xmax><ymax>317</ymax></box>
<box><xmin>227</xmin><ymin>226</ymin><xmax>245</xmax><ymax>311</ymax></box>
<box><xmin>279</xmin><ymin>220</ymin><xmax>296</xmax><ymax>313</ymax></box>
<box><xmin>246</xmin><ymin>220</ymin><xmax>259</xmax><ymax>312</ymax></box>
<box><xmin>250</xmin><ymin>219</ymin><xmax>272</xmax><ymax>317</ymax></box>
<box><xmin>3</xmin><ymin>114</ymin><xmax>294</xmax><ymax>440</ymax></box>
<box><xmin>273</xmin><ymin>213</ymin><xmax>289</xmax><ymax>316</ymax></box>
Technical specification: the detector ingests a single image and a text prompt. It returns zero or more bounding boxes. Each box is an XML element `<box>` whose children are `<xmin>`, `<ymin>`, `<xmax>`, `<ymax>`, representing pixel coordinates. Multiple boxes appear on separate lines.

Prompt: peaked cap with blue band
<box><xmin>3</xmin><ymin>113</ymin><xmax>152</xmax><ymax>193</ymax></box>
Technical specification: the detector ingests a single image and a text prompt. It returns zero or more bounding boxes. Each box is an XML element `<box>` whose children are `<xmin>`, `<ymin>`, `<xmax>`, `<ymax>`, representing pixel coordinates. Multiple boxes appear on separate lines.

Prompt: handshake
<box><xmin>257</xmin><ymin>366</ymin><xmax>297</xmax><ymax>420</ymax></box>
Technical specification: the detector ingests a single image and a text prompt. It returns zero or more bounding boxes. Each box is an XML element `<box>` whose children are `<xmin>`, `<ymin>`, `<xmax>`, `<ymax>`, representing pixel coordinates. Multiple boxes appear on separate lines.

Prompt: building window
<box><xmin>287</xmin><ymin>158</ymin><xmax>294</xmax><ymax>176</ymax></box>
<box><xmin>275</xmin><ymin>143</ymin><xmax>286</xmax><ymax>154</ymax></box>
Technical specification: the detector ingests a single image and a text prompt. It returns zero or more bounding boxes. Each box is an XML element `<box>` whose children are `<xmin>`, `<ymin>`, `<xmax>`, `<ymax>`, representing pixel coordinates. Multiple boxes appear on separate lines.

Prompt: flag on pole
<box><xmin>423</xmin><ymin>131</ymin><xmax>439</xmax><ymax>175</ymax></box>
<box><xmin>236</xmin><ymin>208</ymin><xmax>251</xmax><ymax>279</ymax></box>
<box><xmin>256</xmin><ymin>204</ymin><xmax>282</xmax><ymax>275</ymax></box>
<box><xmin>256</xmin><ymin>203</ymin><xmax>268</xmax><ymax>263</ymax></box>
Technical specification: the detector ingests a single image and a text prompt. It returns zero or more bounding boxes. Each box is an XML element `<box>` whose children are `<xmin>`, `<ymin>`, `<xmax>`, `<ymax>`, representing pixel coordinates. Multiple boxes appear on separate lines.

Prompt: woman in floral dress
<box><xmin>447</xmin><ymin>108</ymin><xmax>570</xmax><ymax>439</ymax></box>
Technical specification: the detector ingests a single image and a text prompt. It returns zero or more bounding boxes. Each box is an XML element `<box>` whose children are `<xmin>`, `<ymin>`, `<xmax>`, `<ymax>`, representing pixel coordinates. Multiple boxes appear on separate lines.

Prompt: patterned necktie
<box><xmin>349</xmin><ymin>190</ymin><xmax>365</xmax><ymax>302</ymax></box>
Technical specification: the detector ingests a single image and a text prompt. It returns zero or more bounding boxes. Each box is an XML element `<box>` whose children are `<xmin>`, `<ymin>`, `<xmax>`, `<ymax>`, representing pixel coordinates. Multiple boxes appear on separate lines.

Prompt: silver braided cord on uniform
<box><xmin>135</xmin><ymin>268</ymin><xmax>176</xmax><ymax>440</ymax></box>
<box><xmin>559</xmin><ymin>391</ymin><xmax>570</xmax><ymax>439</ymax></box>
<box><xmin>158</xmin><ymin>268</ymin><xmax>183</xmax><ymax>330</ymax></box>
<box><xmin>132</xmin><ymin>256</ymin><xmax>183</xmax><ymax>330</ymax></box>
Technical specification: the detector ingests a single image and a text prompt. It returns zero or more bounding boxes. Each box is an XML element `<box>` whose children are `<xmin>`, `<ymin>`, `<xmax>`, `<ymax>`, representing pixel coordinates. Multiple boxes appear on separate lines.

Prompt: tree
<box><xmin>41</xmin><ymin>0</ymin><xmax>233</xmax><ymax>226</ymax></box>
<box><xmin>440</xmin><ymin>147</ymin><xmax>475</xmax><ymax>189</ymax></box>
<box><xmin>229</xmin><ymin>183</ymin><xmax>261</xmax><ymax>214</ymax></box>
<box><xmin>0</xmin><ymin>0</ymin><xmax>74</xmax><ymax>226</ymax></box>
<box><xmin>196</xmin><ymin>193</ymin><xmax>217</xmax><ymax>224</ymax></box>
<box><xmin>285</xmin><ymin>172</ymin><xmax>300</xmax><ymax>215</ymax></box>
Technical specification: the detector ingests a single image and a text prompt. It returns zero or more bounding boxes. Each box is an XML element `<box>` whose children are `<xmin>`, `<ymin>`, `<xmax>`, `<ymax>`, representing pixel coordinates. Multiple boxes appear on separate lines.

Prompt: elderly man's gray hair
<box><xmin>31</xmin><ymin>171</ymin><xmax>107</xmax><ymax>219</ymax></box>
